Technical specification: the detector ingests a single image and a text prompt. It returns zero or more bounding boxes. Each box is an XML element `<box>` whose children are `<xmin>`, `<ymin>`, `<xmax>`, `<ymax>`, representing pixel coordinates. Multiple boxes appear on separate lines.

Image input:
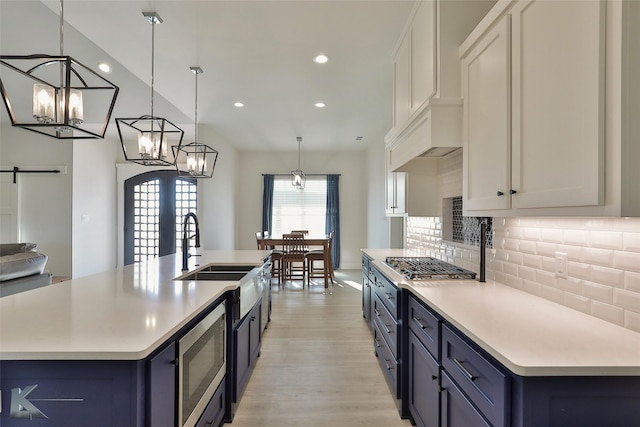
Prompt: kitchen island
<box><xmin>0</xmin><ymin>250</ymin><xmax>270</xmax><ymax>426</ymax></box>
<box><xmin>362</xmin><ymin>249</ymin><xmax>640</xmax><ymax>427</ymax></box>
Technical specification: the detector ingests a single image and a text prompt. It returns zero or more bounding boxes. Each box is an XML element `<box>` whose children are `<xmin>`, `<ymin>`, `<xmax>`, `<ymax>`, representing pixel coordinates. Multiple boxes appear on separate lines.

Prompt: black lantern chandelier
<box><xmin>115</xmin><ymin>12</ymin><xmax>184</xmax><ymax>166</ymax></box>
<box><xmin>173</xmin><ymin>67</ymin><xmax>219</xmax><ymax>179</ymax></box>
<box><xmin>0</xmin><ymin>0</ymin><xmax>119</xmax><ymax>139</ymax></box>
<box><xmin>291</xmin><ymin>137</ymin><xmax>305</xmax><ymax>190</ymax></box>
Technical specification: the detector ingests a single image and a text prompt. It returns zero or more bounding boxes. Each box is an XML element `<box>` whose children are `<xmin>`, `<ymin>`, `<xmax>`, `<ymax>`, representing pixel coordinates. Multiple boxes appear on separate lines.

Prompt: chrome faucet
<box><xmin>182</xmin><ymin>212</ymin><xmax>201</xmax><ymax>271</ymax></box>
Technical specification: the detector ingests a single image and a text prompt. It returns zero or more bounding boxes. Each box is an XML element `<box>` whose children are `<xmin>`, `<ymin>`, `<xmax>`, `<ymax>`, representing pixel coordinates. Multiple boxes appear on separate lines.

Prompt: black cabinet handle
<box><xmin>385</xmin><ymin>292</ymin><xmax>393</xmax><ymax>300</ymax></box>
<box><xmin>250</xmin><ymin>316</ymin><xmax>256</xmax><ymax>322</ymax></box>
<box><xmin>510</xmin><ymin>189</ymin><xmax>517</xmax><ymax>195</ymax></box>
<box><xmin>453</xmin><ymin>358</ymin><xmax>479</xmax><ymax>382</ymax></box>
<box><xmin>413</xmin><ymin>317</ymin><xmax>428</xmax><ymax>329</ymax></box>
<box><xmin>374</xmin><ymin>309</ymin><xmax>381</xmax><ymax>317</ymax></box>
<box><xmin>497</xmin><ymin>191</ymin><xmax>504</xmax><ymax>196</ymax></box>
<box><xmin>170</xmin><ymin>358</ymin><xmax>179</xmax><ymax>366</ymax></box>
<box><xmin>431</xmin><ymin>375</ymin><xmax>438</xmax><ymax>381</ymax></box>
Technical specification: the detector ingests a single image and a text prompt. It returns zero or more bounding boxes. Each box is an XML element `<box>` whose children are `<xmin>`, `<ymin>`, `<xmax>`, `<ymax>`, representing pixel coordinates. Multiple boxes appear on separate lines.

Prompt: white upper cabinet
<box><xmin>460</xmin><ymin>0</ymin><xmax>640</xmax><ymax>217</ymax></box>
<box><xmin>386</xmin><ymin>0</ymin><xmax>496</xmax><ymax>172</ymax></box>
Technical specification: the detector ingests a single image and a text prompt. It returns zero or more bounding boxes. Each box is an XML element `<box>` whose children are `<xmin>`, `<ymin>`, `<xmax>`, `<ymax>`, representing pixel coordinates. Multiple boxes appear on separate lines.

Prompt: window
<box><xmin>271</xmin><ymin>176</ymin><xmax>326</xmax><ymax>236</ymax></box>
<box><xmin>124</xmin><ymin>170</ymin><xmax>198</xmax><ymax>265</ymax></box>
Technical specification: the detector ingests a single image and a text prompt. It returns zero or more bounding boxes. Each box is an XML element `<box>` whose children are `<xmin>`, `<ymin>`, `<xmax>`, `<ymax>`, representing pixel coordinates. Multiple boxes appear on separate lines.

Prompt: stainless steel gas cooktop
<box><xmin>384</xmin><ymin>256</ymin><xmax>477</xmax><ymax>280</ymax></box>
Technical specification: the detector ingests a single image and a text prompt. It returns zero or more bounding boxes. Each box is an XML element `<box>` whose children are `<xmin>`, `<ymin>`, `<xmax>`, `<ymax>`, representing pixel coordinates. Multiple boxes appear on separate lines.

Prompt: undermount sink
<box><xmin>180</xmin><ymin>271</ymin><xmax>249</xmax><ymax>281</ymax></box>
<box><xmin>176</xmin><ymin>265</ymin><xmax>258</xmax><ymax>281</ymax></box>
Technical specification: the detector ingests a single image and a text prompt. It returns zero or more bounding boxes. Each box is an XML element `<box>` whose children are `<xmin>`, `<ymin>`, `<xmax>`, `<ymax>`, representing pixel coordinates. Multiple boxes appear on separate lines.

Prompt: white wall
<box><xmin>365</xmin><ymin>137</ymin><xmax>391</xmax><ymax>249</ymax></box>
<box><xmin>235</xmin><ymin>150</ymin><xmax>367</xmax><ymax>269</ymax></box>
<box><xmin>72</xmin><ymin>136</ymin><xmax>119</xmax><ymax>277</ymax></box>
<box><xmin>0</xmin><ymin>125</ymin><xmax>73</xmax><ymax>277</ymax></box>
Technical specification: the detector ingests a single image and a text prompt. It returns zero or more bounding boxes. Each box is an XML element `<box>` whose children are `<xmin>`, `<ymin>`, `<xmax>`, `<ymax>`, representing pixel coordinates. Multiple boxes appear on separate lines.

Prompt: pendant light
<box><xmin>291</xmin><ymin>137</ymin><xmax>305</xmax><ymax>190</ymax></box>
<box><xmin>115</xmin><ymin>12</ymin><xmax>184</xmax><ymax>166</ymax></box>
<box><xmin>173</xmin><ymin>67</ymin><xmax>219</xmax><ymax>179</ymax></box>
<box><xmin>0</xmin><ymin>0</ymin><xmax>119</xmax><ymax>139</ymax></box>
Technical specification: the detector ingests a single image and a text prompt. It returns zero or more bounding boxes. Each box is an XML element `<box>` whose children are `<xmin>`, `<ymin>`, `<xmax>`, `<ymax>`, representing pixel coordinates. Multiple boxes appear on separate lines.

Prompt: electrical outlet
<box><xmin>555</xmin><ymin>252</ymin><xmax>568</xmax><ymax>278</ymax></box>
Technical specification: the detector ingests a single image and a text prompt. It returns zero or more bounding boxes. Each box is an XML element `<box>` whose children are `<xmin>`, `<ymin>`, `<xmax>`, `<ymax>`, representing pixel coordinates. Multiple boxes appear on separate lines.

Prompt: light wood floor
<box><xmin>229</xmin><ymin>270</ymin><xmax>412</xmax><ymax>427</ymax></box>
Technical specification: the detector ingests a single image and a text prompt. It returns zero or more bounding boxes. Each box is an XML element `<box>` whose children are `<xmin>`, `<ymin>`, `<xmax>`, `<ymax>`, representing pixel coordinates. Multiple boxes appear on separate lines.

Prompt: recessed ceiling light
<box><xmin>234</xmin><ymin>102</ymin><xmax>244</xmax><ymax>108</ymax></box>
<box><xmin>314</xmin><ymin>102</ymin><xmax>326</xmax><ymax>108</ymax></box>
<box><xmin>98</xmin><ymin>62</ymin><xmax>111</xmax><ymax>73</ymax></box>
<box><xmin>313</xmin><ymin>54</ymin><xmax>329</xmax><ymax>64</ymax></box>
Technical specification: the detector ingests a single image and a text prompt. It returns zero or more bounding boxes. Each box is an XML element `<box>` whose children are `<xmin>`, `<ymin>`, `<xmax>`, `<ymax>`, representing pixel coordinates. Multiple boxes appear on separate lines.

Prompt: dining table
<box><xmin>257</xmin><ymin>234</ymin><xmax>332</xmax><ymax>288</ymax></box>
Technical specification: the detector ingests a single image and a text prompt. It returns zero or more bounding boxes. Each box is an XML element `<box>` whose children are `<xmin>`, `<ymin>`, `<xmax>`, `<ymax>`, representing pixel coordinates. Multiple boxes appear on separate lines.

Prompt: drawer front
<box><xmin>441</xmin><ymin>372</ymin><xmax>491</xmax><ymax>427</ymax></box>
<box><xmin>408</xmin><ymin>295</ymin><xmax>440</xmax><ymax>360</ymax></box>
<box><xmin>374</xmin><ymin>320</ymin><xmax>400</xmax><ymax>397</ymax></box>
<box><xmin>373</xmin><ymin>294</ymin><xmax>399</xmax><ymax>355</ymax></box>
<box><xmin>374</xmin><ymin>269</ymin><xmax>399</xmax><ymax>317</ymax></box>
<box><xmin>442</xmin><ymin>325</ymin><xmax>509</xmax><ymax>427</ymax></box>
<box><xmin>195</xmin><ymin>378</ymin><xmax>226</xmax><ymax>427</ymax></box>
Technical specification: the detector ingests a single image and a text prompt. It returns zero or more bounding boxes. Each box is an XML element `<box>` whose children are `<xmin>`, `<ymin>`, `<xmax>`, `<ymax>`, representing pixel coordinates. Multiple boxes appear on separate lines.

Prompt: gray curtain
<box><xmin>326</xmin><ymin>174</ymin><xmax>340</xmax><ymax>268</ymax></box>
<box><xmin>262</xmin><ymin>174</ymin><xmax>274</xmax><ymax>233</ymax></box>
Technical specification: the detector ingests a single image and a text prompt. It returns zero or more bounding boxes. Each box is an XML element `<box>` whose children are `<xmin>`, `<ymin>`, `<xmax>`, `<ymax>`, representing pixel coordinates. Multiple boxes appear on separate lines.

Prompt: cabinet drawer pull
<box><xmin>431</xmin><ymin>375</ymin><xmax>438</xmax><ymax>381</ymax></box>
<box><xmin>374</xmin><ymin>309</ymin><xmax>381</xmax><ymax>317</ymax></box>
<box><xmin>250</xmin><ymin>316</ymin><xmax>256</xmax><ymax>321</ymax></box>
<box><xmin>413</xmin><ymin>317</ymin><xmax>428</xmax><ymax>329</ymax></box>
<box><xmin>497</xmin><ymin>191</ymin><xmax>504</xmax><ymax>196</ymax></box>
<box><xmin>385</xmin><ymin>325</ymin><xmax>392</xmax><ymax>334</ymax></box>
<box><xmin>453</xmin><ymin>358</ymin><xmax>479</xmax><ymax>382</ymax></box>
<box><xmin>374</xmin><ymin>338</ymin><xmax>381</xmax><ymax>348</ymax></box>
<box><xmin>384</xmin><ymin>359</ymin><xmax>393</xmax><ymax>371</ymax></box>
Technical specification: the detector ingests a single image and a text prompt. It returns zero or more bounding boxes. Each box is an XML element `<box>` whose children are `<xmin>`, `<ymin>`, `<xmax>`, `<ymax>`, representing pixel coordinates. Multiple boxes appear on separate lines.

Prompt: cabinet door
<box><xmin>511</xmin><ymin>0</ymin><xmax>605</xmax><ymax>209</ymax></box>
<box><xmin>462</xmin><ymin>15</ymin><xmax>511</xmax><ymax>211</ymax></box>
<box><xmin>386</xmin><ymin>172</ymin><xmax>407</xmax><ymax>215</ymax></box>
<box><xmin>394</xmin><ymin>35</ymin><xmax>411</xmax><ymax>130</ymax></box>
<box><xmin>411</xmin><ymin>0</ymin><xmax>436</xmax><ymax>112</ymax></box>
<box><xmin>408</xmin><ymin>331</ymin><xmax>440</xmax><ymax>427</ymax></box>
<box><xmin>441</xmin><ymin>372</ymin><xmax>491</xmax><ymax>427</ymax></box>
<box><xmin>234</xmin><ymin>317</ymin><xmax>250</xmax><ymax>402</ymax></box>
<box><xmin>148</xmin><ymin>342</ymin><xmax>176</xmax><ymax>427</ymax></box>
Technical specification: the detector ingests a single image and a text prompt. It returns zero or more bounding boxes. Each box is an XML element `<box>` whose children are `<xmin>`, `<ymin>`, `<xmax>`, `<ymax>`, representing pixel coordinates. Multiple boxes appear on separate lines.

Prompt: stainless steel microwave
<box><xmin>178</xmin><ymin>303</ymin><xmax>226</xmax><ymax>427</ymax></box>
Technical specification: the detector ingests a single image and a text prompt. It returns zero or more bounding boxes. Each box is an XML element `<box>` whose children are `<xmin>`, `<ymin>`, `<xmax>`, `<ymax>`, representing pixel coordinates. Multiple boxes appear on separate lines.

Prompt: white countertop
<box><xmin>0</xmin><ymin>250</ymin><xmax>270</xmax><ymax>361</ymax></box>
<box><xmin>363</xmin><ymin>249</ymin><xmax>640</xmax><ymax>377</ymax></box>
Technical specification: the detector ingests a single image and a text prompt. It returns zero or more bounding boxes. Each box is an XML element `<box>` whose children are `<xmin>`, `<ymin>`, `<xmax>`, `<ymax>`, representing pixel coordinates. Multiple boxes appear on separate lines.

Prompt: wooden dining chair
<box><xmin>305</xmin><ymin>231</ymin><xmax>334</xmax><ymax>286</ymax></box>
<box><xmin>281</xmin><ymin>233</ymin><xmax>307</xmax><ymax>285</ymax></box>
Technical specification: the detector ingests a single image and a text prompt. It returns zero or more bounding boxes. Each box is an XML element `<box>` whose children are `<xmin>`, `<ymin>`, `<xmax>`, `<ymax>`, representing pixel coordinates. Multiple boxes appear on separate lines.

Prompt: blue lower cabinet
<box><xmin>408</xmin><ymin>331</ymin><xmax>439</xmax><ymax>427</ymax></box>
<box><xmin>0</xmin><ymin>360</ymin><xmax>143</xmax><ymax>426</ymax></box>
<box><xmin>441</xmin><ymin>372</ymin><xmax>491</xmax><ymax>427</ymax></box>
<box><xmin>148</xmin><ymin>341</ymin><xmax>177</xmax><ymax>427</ymax></box>
<box><xmin>195</xmin><ymin>379</ymin><xmax>226</xmax><ymax>427</ymax></box>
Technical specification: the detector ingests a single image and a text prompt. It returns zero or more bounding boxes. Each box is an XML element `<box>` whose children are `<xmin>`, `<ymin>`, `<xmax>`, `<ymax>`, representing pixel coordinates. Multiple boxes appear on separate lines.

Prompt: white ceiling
<box><xmin>30</xmin><ymin>0</ymin><xmax>416</xmax><ymax>152</ymax></box>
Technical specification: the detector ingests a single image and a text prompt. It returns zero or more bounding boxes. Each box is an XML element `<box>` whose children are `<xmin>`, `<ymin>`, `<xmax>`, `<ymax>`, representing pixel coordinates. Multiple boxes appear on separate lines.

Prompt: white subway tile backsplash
<box><xmin>523</xmin><ymin>253</ymin><xmax>542</xmax><ymax>269</ymax></box>
<box><xmin>536</xmin><ymin>270</ymin><xmax>557</xmax><ymax>287</ymax></box>
<box><xmin>567</xmin><ymin>261</ymin><xmax>591</xmax><ymax>281</ymax></box>
<box><xmin>624</xmin><ymin>311</ymin><xmax>640</xmax><ymax>334</ymax></box>
<box><xmin>591</xmin><ymin>300</ymin><xmax>624</xmax><ymax>326</ymax></box>
<box><xmin>591</xmin><ymin>266</ymin><xmax>624</xmax><ymax>288</ymax></box>
<box><xmin>563</xmin><ymin>293</ymin><xmax>590</xmax><ymax>314</ymax></box>
<box><xmin>564</xmin><ymin>229</ymin><xmax>588</xmax><ymax>246</ymax></box>
<box><xmin>583</xmin><ymin>280</ymin><xmax>613</xmax><ymax>303</ymax></box>
<box><xmin>523</xmin><ymin>280</ymin><xmax>543</xmax><ymax>297</ymax></box>
<box><xmin>541</xmin><ymin>285</ymin><xmax>564</xmax><ymax>304</ymax></box>
<box><xmin>556</xmin><ymin>277</ymin><xmax>582</xmax><ymax>294</ymax></box>
<box><xmin>518</xmin><ymin>266</ymin><xmax>537</xmax><ymax>282</ymax></box>
<box><xmin>624</xmin><ymin>271</ymin><xmax>640</xmax><ymax>293</ymax></box>
<box><xmin>407</xmin><ymin>215</ymin><xmax>640</xmax><ymax>333</ymax></box>
<box><xmin>613</xmin><ymin>288</ymin><xmax>640</xmax><ymax>313</ymax></box>
<box><xmin>582</xmin><ymin>247</ymin><xmax>614</xmax><ymax>267</ymax></box>
<box><xmin>613</xmin><ymin>251</ymin><xmax>640</xmax><ymax>273</ymax></box>
<box><xmin>623</xmin><ymin>232</ymin><xmax>640</xmax><ymax>252</ymax></box>
<box><xmin>588</xmin><ymin>231</ymin><xmax>623</xmax><ymax>250</ymax></box>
